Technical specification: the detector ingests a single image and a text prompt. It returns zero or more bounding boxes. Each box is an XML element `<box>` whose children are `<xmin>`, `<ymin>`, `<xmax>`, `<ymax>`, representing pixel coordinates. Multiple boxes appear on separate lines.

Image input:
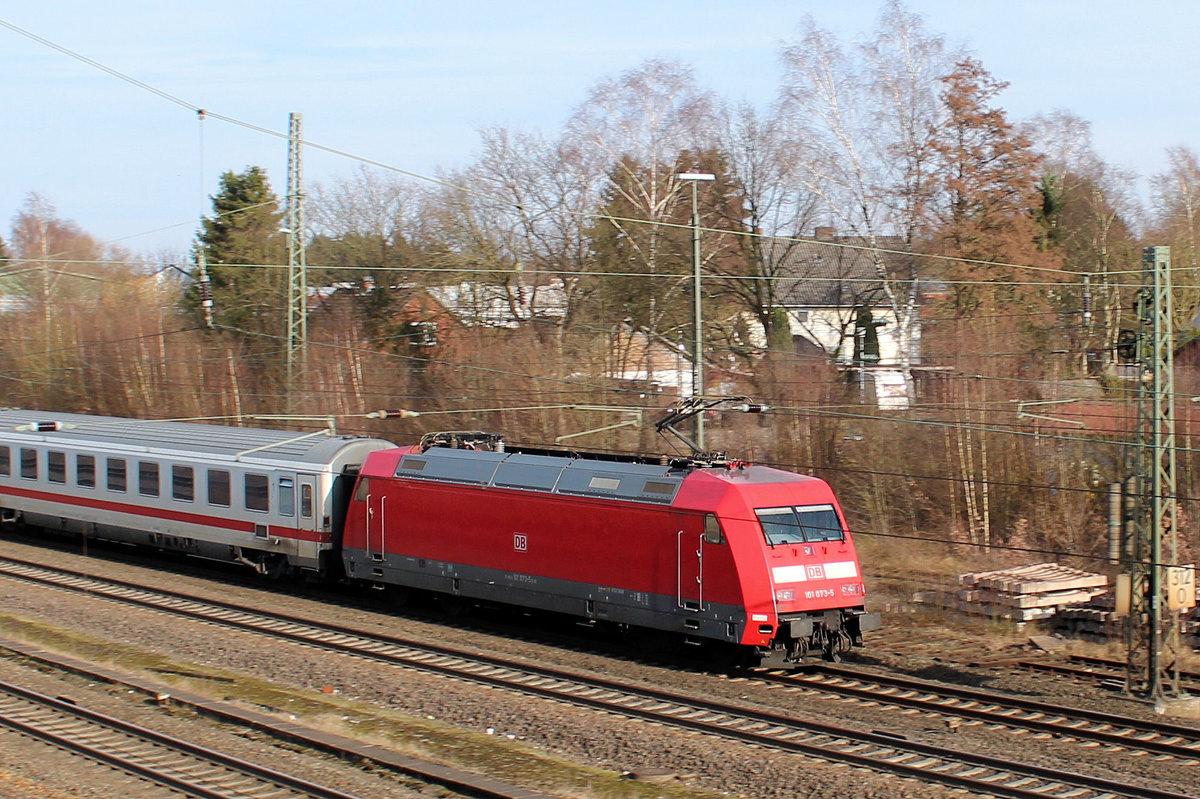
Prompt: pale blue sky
<box><xmin>1</xmin><ymin>1</ymin><xmax>1195</xmax><ymax>256</ymax></box>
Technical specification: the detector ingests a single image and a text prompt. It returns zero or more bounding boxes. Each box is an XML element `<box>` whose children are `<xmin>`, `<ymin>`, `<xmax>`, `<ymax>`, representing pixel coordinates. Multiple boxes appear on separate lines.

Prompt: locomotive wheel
<box><xmin>438</xmin><ymin>595</ymin><xmax>468</xmax><ymax>617</ymax></box>
<box><xmin>626</xmin><ymin>626</ymin><xmax>668</xmax><ymax>654</ymax></box>
<box><xmin>706</xmin><ymin>641</ymin><xmax>755</xmax><ymax>671</ymax></box>
<box><xmin>387</xmin><ymin>585</ymin><xmax>411</xmax><ymax>607</ymax></box>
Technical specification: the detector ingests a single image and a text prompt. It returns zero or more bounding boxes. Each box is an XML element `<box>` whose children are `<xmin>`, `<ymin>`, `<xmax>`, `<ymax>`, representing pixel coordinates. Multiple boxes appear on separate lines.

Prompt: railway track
<box><xmin>0</xmin><ymin>677</ymin><xmax>360</xmax><ymax>799</ymax></box>
<box><xmin>749</xmin><ymin>664</ymin><xmax>1200</xmax><ymax>760</ymax></box>
<box><xmin>0</xmin><ymin>554</ymin><xmax>1195</xmax><ymax>799</ymax></box>
<box><xmin>1019</xmin><ymin>654</ymin><xmax>1200</xmax><ymax>692</ymax></box>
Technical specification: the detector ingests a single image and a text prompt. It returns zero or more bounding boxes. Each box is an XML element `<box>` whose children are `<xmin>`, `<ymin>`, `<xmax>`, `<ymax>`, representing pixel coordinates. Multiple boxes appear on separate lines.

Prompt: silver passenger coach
<box><xmin>0</xmin><ymin>409</ymin><xmax>392</xmax><ymax>575</ymax></box>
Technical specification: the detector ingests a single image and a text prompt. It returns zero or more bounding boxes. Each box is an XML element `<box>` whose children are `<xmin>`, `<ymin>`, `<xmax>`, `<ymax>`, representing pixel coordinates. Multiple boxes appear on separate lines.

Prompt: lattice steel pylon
<box><xmin>1125</xmin><ymin>245</ymin><xmax>1181</xmax><ymax>699</ymax></box>
<box><xmin>285</xmin><ymin>112</ymin><xmax>307</xmax><ymax>400</ymax></box>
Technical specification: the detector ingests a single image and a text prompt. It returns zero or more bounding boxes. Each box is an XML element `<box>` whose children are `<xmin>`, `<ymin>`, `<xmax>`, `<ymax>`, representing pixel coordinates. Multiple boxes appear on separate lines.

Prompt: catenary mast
<box><xmin>285</xmin><ymin>112</ymin><xmax>307</xmax><ymax>400</ymax></box>
<box><xmin>1125</xmin><ymin>246</ymin><xmax>1181</xmax><ymax>698</ymax></box>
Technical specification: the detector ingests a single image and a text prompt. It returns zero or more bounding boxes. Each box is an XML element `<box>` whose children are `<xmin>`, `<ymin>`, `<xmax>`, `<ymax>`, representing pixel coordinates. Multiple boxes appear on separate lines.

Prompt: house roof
<box><xmin>768</xmin><ymin>234</ymin><xmax>916</xmax><ymax>308</ymax></box>
<box><xmin>425</xmin><ymin>279</ymin><xmax>567</xmax><ymax>329</ymax></box>
<box><xmin>304</xmin><ymin>278</ymin><xmax>568</xmax><ymax>330</ymax></box>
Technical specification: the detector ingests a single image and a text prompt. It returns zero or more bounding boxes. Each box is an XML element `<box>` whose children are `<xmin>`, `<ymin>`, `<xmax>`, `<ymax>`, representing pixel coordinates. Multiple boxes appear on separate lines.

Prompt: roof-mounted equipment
<box><xmin>419</xmin><ymin>431</ymin><xmax>505</xmax><ymax>452</ymax></box>
<box><xmin>654</xmin><ymin>397</ymin><xmax>767</xmax><ymax>466</ymax></box>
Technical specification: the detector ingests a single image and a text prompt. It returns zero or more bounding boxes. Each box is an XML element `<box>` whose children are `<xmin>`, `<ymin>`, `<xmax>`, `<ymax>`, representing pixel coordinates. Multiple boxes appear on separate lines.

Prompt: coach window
<box><xmin>703</xmin><ymin>513</ymin><xmax>726</xmax><ymax>544</ymax></box>
<box><xmin>300</xmin><ymin>483</ymin><xmax>313</xmax><ymax>518</ymax></box>
<box><xmin>244</xmin><ymin>473</ymin><xmax>269</xmax><ymax>513</ymax></box>
<box><xmin>0</xmin><ymin>446</ymin><xmax>9</xmax><ymax>476</ymax></box>
<box><xmin>278</xmin><ymin>477</ymin><xmax>295</xmax><ymax>517</ymax></box>
<box><xmin>107</xmin><ymin>458</ymin><xmax>126</xmax><ymax>492</ymax></box>
<box><xmin>76</xmin><ymin>455</ymin><xmax>96</xmax><ymax>488</ymax></box>
<box><xmin>20</xmin><ymin>448</ymin><xmax>37</xmax><ymax>480</ymax></box>
<box><xmin>48</xmin><ymin>451</ymin><xmax>66</xmax><ymax>484</ymax></box>
<box><xmin>138</xmin><ymin>461</ymin><xmax>160</xmax><ymax>497</ymax></box>
<box><xmin>172</xmin><ymin>465</ymin><xmax>194</xmax><ymax>502</ymax></box>
<box><xmin>207</xmin><ymin>469</ymin><xmax>230</xmax><ymax>507</ymax></box>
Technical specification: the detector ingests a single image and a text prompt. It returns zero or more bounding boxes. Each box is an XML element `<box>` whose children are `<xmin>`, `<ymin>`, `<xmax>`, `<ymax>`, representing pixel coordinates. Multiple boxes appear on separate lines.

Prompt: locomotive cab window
<box><xmin>0</xmin><ymin>446</ymin><xmax>9</xmax><ymax>476</ymax></box>
<box><xmin>20</xmin><ymin>448</ymin><xmax>37</xmax><ymax>480</ymax></box>
<box><xmin>48</xmin><ymin>451</ymin><xmax>65</xmax><ymax>484</ymax></box>
<box><xmin>77</xmin><ymin>454</ymin><xmax>95</xmax><ymax>488</ymax></box>
<box><xmin>208</xmin><ymin>469</ymin><xmax>230</xmax><ymax>507</ymax></box>
<box><xmin>704</xmin><ymin>513</ymin><xmax>726</xmax><ymax>544</ymax></box>
<box><xmin>172</xmin><ymin>465</ymin><xmax>194</xmax><ymax>502</ymax></box>
<box><xmin>138</xmin><ymin>461</ymin><xmax>160</xmax><ymax>497</ymax></box>
<box><xmin>107</xmin><ymin>458</ymin><xmax>126</xmax><ymax>492</ymax></box>
<box><xmin>245</xmin><ymin>473</ymin><xmax>269</xmax><ymax>513</ymax></box>
<box><xmin>756</xmin><ymin>504</ymin><xmax>843</xmax><ymax>546</ymax></box>
<box><xmin>797</xmin><ymin>504</ymin><xmax>843</xmax><ymax>542</ymax></box>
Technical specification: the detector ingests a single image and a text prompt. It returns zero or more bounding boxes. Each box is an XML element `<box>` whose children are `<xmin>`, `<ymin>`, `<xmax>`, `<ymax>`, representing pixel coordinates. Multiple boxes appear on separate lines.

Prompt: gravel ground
<box><xmin>0</xmin><ymin>645</ymin><xmax>443</xmax><ymax>798</ymax></box>
<box><xmin>0</xmin><ymin>534</ymin><xmax>1196</xmax><ymax>799</ymax></box>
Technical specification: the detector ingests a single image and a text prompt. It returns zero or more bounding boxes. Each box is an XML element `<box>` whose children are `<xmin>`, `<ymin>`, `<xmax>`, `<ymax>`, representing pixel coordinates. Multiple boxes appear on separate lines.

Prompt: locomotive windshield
<box><xmin>755</xmin><ymin>504</ymin><xmax>844</xmax><ymax>546</ymax></box>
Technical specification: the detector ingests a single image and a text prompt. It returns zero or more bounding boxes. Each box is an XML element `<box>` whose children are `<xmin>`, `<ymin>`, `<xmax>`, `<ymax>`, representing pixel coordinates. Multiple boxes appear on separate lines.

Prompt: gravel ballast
<box><xmin>0</xmin><ymin>535</ymin><xmax>1195</xmax><ymax>799</ymax></box>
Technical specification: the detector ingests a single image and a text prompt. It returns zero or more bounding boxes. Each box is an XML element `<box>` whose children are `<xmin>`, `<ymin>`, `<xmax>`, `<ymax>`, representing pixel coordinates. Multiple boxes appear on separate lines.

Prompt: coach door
<box><xmin>297</xmin><ymin>475</ymin><xmax>318</xmax><ymax>534</ymax></box>
<box><xmin>677</xmin><ymin>527</ymin><xmax>704</xmax><ymax>611</ymax></box>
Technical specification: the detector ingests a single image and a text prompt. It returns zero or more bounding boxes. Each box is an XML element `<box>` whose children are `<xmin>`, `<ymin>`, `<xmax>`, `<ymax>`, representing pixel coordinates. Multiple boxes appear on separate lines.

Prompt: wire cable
<box><xmin>0</xmin><ymin>15</ymin><xmax>1166</xmax><ymax>284</ymax></box>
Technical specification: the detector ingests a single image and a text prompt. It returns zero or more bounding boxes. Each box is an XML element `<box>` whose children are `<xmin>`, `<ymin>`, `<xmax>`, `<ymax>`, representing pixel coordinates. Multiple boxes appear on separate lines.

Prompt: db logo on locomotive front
<box><xmin>806</xmin><ymin>564</ymin><xmax>825</xmax><ymax>580</ymax></box>
<box><xmin>513</xmin><ymin>533</ymin><xmax>528</xmax><ymax>552</ymax></box>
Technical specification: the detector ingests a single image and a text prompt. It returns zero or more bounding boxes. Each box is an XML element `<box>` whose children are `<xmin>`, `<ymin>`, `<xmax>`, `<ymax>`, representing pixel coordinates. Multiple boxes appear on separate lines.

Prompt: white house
<box><xmin>746</xmin><ymin>229</ymin><xmax>929</xmax><ymax>408</ymax></box>
<box><xmin>425</xmin><ymin>279</ymin><xmax>567</xmax><ymax>329</ymax></box>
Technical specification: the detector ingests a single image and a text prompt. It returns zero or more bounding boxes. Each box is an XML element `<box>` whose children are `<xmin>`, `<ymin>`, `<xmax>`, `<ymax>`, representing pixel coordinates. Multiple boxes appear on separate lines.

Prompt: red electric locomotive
<box><xmin>0</xmin><ymin>403</ymin><xmax>879</xmax><ymax>664</ymax></box>
<box><xmin>342</xmin><ymin>409</ymin><xmax>879</xmax><ymax>664</ymax></box>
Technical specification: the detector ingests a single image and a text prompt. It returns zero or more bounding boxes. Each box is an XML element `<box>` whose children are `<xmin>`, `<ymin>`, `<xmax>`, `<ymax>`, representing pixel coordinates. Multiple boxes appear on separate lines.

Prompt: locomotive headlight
<box><xmin>774</xmin><ymin>588</ymin><xmax>795</xmax><ymax>602</ymax></box>
<box><xmin>840</xmin><ymin>583</ymin><xmax>864</xmax><ymax>596</ymax></box>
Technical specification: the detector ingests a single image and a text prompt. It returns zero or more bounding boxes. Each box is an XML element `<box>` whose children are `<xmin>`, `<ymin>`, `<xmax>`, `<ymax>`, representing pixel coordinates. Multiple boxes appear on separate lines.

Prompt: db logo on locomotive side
<box><xmin>513</xmin><ymin>533</ymin><xmax>528</xmax><ymax>552</ymax></box>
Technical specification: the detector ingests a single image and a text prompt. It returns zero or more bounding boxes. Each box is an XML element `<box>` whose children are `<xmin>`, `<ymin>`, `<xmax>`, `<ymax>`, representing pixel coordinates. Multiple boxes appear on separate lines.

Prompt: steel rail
<box><xmin>0</xmin><ymin>678</ymin><xmax>361</xmax><ymax>799</ymax></box>
<box><xmin>0</xmin><ymin>554</ymin><xmax>1192</xmax><ymax>799</ymax></box>
<box><xmin>748</xmin><ymin>664</ymin><xmax>1200</xmax><ymax>760</ymax></box>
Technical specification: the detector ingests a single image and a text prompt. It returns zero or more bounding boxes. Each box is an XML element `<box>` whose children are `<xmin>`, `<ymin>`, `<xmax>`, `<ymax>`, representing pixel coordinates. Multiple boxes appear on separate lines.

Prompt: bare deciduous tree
<box><xmin>1024</xmin><ymin>110</ymin><xmax>1139</xmax><ymax>363</ymax></box>
<box><xmin>779</xmin><ymin>3</ymin><xmax>957</xmax><ymax>388</ymax></box>
<box><xmin>715</xmin><ymin>101</ymin><xmax>822</xmax><ymax>351</ymax></box>
<box><xmin>1152</xmin><ymin>147</ymin><xmax>1200</xmax><ymax>317</ymax></box>
<box><xmin>566</xmin><ymin>59</ymin><xmax>717</xmax><ymax>367</ymax></box>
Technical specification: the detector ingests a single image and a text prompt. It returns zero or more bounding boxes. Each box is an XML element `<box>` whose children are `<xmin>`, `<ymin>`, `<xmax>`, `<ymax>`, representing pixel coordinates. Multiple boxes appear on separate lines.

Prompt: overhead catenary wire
<box><xmin>7</xmin><ymin>21</ymin><xmax>1200</xmax><ymax>551</ymax></box>
<box><xmin>6</xmin><ymin>307</ymin><xmax>1200</xmax><ymax>463</ymax></box>
<box><xmin>2</xmin><ymin>254</ymin><xmax>1172</xmax><ymax>293</ymax></box>
<box><xmin>0</xmin><ymin>15</ymin><xmax>1168</xmax><ymax>287</ymax></box>
<box><xmin>10</xmin><ymin>325</ymin><xmax>1200</xmax><ymax>513</ymax></box>
<box><xmin>0</xmin><ymin>288</ymin><xmax>1175</xmax><ymax>416</ymax></box>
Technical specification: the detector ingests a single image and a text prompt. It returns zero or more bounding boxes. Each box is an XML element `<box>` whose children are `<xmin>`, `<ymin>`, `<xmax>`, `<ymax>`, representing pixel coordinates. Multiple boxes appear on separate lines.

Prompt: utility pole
<box><xmin>285</xmin><ymin>112</ymin><xmax>307</xmax><ymax>402</ymax></box>
<box><xmin>676</xmin><ymin>171</ymin><xmax>714</xmax><ymax>451</ymax></box>
<box><xmin>1124</xmin><ymin>245</ymin><xmax>1180</xmax><ymax>699</ymax></box>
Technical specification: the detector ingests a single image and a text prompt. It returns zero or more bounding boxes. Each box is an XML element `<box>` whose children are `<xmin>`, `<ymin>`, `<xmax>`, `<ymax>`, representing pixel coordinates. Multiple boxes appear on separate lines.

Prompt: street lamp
<box><xmin>677</xmin><ymin>171</ymin><xmax>715</xmax><ymax>451</ymax></box>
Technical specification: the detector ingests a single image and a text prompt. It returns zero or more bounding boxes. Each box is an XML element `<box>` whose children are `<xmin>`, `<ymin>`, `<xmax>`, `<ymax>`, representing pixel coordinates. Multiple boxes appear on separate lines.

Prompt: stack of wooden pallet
<box><xmin>955</xmin><ymin>563</ymin><xmax>1109</xmax><ymax>622</ymax></box>
<box><xmin>1052</xmin><ymin>591</ymin><xmax>1116</xmax><ymax>641</ymax></box>
<box><xmin>1053</xmin><ymin>581</ymin><xmax>1200</xmax><ymax>647</ymax></box>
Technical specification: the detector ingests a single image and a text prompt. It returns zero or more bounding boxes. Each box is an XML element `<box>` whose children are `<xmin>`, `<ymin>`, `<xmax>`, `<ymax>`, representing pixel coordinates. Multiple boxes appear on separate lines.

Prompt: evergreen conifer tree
<box><xmin>191</xmin><ymin>166</ymin><xmax>286</xmax><ymax>334</ymax></box>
